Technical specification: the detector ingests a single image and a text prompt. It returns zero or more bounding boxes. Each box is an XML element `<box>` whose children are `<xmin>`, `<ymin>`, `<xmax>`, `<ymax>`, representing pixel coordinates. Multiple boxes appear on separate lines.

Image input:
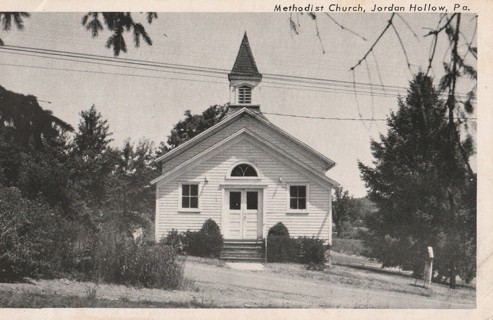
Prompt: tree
<box><xmin>0</xmin><ymin>85</ymin><xmax>73</xmax><ymax>150</ymax></box>
<box><xmin>0</xmin><ymin>12</ymin><xmax>157</xmax><ymax>56</ymax></box>
<box><xmin>332</xmin><ymin>188</ymin><xmax>358</xmax><ymax>237</ymax></box>
<box><xmin>105</xmin><ymin>139</ymin><xmax>158</xmax><ymax>236</ymax></box>
<box><xmin>358</xmin><ymin>73</ymin><xmax>476</xmax><ymax>287</ymax></box>
<box><xmin>0</xmin><ymin>12</ymin><xmax>30</xmax><ymax>46</ymax></box>
<box><xmin>71</xmin><ymin>105</ymin><xmax>114</xmax><ymax>209</ymax></box>
<box><xmin>81</xmin><ymin>12</ymin><xmax>157</xmax><ymax>56</ymax></box>
<box><xmin>158</xmin><ymin>104</ymin><xmax>228</xmax><ymax>155</ymax></box>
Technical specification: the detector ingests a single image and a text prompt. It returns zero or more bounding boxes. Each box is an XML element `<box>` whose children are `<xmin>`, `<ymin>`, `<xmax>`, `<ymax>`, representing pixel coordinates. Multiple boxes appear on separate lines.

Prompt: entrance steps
<box><xmin>220</xmin><ymin>239</ymin><xmax>265</xmax><ymax>262</ymax></box>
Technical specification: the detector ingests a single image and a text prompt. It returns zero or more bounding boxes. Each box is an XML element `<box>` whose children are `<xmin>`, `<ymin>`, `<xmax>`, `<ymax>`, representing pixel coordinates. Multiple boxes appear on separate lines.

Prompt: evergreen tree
<box><xmin>71</xmin><ymin>105</ymin><xmax>114</xmax><ymax>209</ymax></box>
<box><xmin>358</xmin><ymin>72</ymin><xmax>476</xmax><ymax>287</ymax></box>
<box><xmin>106</xmin><ymin>139</ymin><xmax>157</xmax><ymax>235</ymax></box>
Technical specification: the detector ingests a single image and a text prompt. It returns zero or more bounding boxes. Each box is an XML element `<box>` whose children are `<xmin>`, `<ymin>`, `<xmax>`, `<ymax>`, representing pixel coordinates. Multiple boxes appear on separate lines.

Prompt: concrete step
<box><xmin>222</xmin><ymin>245</ymin><xmax>264</xmax><ymax>250</ymax></box>
<box><xmin>221</xmin><ymin>256</ymin><xmax>265</xmax><ymax>262</ymax></box>
<box><xmin>221</xmin><ymin>239</ymin><xmax>265</xmax><ymax>262</ymax></box>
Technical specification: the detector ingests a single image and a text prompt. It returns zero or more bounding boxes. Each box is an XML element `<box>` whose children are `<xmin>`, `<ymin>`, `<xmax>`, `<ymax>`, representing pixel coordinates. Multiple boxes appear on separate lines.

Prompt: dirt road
<box><xmin>184</xmin><ymin>260</ymin><xmax>475</xmax><ymax>308</ymax></box>
<box><xmin>0</xmin><ymin>257</ymin><xmax>475</xmax><ymax>308</ymax></box>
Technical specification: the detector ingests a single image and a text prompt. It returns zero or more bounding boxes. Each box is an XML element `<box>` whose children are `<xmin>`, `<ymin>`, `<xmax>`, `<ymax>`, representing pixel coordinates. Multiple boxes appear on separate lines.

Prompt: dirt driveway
<box><xmin>0</xmin><ymin>255</ymin><xmax>475</xmax><ymax>308</ymax></box>
<box><xmin>183</xmin><ymin>260</ymin><xmax>475</xmax><ymax>308</ymax></box>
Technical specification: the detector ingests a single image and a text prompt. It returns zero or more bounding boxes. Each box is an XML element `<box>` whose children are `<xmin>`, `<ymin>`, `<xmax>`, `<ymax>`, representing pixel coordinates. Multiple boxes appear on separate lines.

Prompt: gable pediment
<box><xmin>151</xmin><ymin>128</ymin><xmax>338</xmax><ymax>189</ymax></box>
<box><xmin>155</xmin><ymin>108</ymin><xmax>335</xmax><ymax>172</ymax></box>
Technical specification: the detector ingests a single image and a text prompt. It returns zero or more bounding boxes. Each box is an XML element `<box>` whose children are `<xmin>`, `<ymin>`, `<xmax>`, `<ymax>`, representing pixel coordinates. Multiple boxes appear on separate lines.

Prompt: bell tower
<box><xmin>228</xmin><ymin>32</ymin><xmax>262</xmax><ymax>114</ymax></box>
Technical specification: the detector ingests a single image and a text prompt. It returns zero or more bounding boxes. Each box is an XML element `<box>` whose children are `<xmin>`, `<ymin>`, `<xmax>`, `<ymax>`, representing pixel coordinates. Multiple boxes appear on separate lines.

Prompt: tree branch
<box><xmin>350</xmin><ymin>13</ymin><xmax>395</xmax><ymax>71</ymax></box>
<box><xmin>396</xmin><ymin>14</ymin><xmax>420</xmax><ymax>41</ymax></box>
<box><xmin>324</xmin><ymin>13</ymin><xmax>367</xmax><ymax>41</ymax></box>
<box><xmin>308</xmin><ymin>13</ymin><xmax>326</xmax><ymax>54</ymax></box>
<box><xmin>390</xmin><ymin>23</ymin><xmax>412</xmax><ymax>72</ymax></box>
<box><xmin>424</xmin><ymin>13</ymin><xmax>457</xmax><ymax>38</ymax></box>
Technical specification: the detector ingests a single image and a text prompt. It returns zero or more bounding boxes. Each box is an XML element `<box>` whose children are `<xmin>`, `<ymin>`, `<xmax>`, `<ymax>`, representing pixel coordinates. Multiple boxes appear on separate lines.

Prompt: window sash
<box><xmin>289</xmin><ymin>186</ymin><xmax>307</xmax><ymax>210</ymax></box>
<box><xmin>182</xmin><ymin>184</ymin><xmax>199</xmax><ymax>209</ymax></box>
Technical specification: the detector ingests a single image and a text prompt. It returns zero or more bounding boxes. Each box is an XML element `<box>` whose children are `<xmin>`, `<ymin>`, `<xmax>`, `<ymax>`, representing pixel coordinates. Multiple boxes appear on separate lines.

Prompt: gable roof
<box><xmin>150</xmin><ymin>128</ymin><xmax>339</xmax><ymax>189</ymax></box>
<box><xmin>228</xmin><ymin>32</ymin><xmax>262</xmax><ymax>82</ymax></box>
<box><xmin>155</xmin><ymin>107</ymin><xmax>336</xmax><ymax>171</ymax></box>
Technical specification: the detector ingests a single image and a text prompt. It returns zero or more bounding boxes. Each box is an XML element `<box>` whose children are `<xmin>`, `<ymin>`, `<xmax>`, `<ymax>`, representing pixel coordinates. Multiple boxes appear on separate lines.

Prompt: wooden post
<box><xmin>424</xmin><ymin>246</ymin><xmax>434</xmax><ymax>288</ymax></box>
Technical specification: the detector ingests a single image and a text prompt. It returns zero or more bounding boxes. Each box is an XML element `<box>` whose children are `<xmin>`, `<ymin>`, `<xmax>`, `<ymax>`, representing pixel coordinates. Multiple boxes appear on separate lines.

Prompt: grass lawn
<box><xmin>0</xmin><ymin>291</ymin><xmax>208</xmax><ymax>308</ymax></box>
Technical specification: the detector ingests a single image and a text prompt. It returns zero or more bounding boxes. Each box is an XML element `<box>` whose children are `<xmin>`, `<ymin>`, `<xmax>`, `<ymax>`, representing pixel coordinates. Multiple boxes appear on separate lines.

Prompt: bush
<box><xmin>200</xmin><ymin>219</ymin><xmax>223</xmax><ymax>258</ymax></box>
<box><xmin>266</xmin><ymin>223</ymin><xmax>297</xmax><ymax>262</ymax></box>
<box><xmin>163</xmin><ymin>229</ymin><xmax>183</xmax><ymax>252</ymax></box>
<box><xmin>125</xmin><ymin>244</ymin><xmax>184</xmax><ymax>289</ymax></box>
<box><xmin>182</xmin><ymin>219</ymin><xmax>223</xmax><ymax>258</ymax></box>
<box><xmin>266</xmin><ymin>223</ymin><xmax>327</xmax><ymax>269</ymax></box>
<box><xmin>0</xmin><ymin>187</ymin><xmax>66</xmax><ymax>280</ymax></box>
<box><xmin>297</xmin><ymin>237</ymin><xmax>327</xmax><ymax>266</ymax></box>
<box><xmin>181</xmin><ymin>230</ymin><xmax>203</xmax><ymax>257</ymax></box>
<box><xmin>268</xmin><ymin>222</ymin><xmax>290</xmax><ymax>237</ymax></box>
<box><xmin>266</xmin><ymin>235</ymin><xmax>298</xmax><ymax>262</ymax></box>
<box><xmin>93</xmin><ymin>231</ymin><xmax>183</xmax><ymax>289</ymax></box>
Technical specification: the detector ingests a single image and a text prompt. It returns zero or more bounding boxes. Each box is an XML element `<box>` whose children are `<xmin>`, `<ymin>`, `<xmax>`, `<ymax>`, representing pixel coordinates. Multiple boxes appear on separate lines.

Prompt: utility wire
<box><xmin>263</xmin><ymin>112</ymin><xmax>477</xmax><ymax>121</ymax></box>
<box><xmin>0</xmin><ymin>44</ymin><xmax>475</xmax><ymax>101</ymax></box>
<box><xmin>0</xmin><ymin>44</ymin><xmax>410</xmax><ymax>91</ymax></box>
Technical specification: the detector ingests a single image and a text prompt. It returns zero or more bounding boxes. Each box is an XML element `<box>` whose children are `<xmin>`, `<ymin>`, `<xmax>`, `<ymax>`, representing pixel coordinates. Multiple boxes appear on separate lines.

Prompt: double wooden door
<box><xmin>226</xmin><ymin>189</ymin><xmax>263</xmax><ymax>239</ymax></box>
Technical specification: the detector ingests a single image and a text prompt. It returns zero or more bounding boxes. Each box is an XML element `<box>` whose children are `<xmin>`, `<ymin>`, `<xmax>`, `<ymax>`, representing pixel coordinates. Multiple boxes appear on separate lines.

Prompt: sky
<box><xmin>0</xmin><ymin>12</ymin><xmax>477</xmax><ymax>197</ymax></box>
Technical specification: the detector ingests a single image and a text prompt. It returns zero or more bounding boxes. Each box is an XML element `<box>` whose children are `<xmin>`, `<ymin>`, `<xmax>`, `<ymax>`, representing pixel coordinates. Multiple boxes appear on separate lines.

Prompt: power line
<box><xmin>0</xmin><ymin>44</ymin><xmax>411</xmax><ymax>91</ymax></box>
<box><xmin>0</xmin><ymin>62</ymin><xmax>226</xmax><ymax>85</ymax></box>
<box><xmin>263</xmin><ymin>112</ymin><xmax>477</xmax><ymax>122</ymax></box>
<box><xmin>264</xmin><ymin>112</ymin><xmax>387</xmax><ymax>121</ymax></box>
<box><xmin>0</xmin><ymin>44</ymin><xmax>475</xmax><ymax>101</ymax></box>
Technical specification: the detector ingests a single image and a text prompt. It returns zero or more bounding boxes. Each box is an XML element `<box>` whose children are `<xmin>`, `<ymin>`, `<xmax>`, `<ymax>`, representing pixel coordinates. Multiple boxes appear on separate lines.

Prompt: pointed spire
<box><xmin>228</xmin><ymin>32</ymin><xmax>262</xmax><ymax>82</ymax></box>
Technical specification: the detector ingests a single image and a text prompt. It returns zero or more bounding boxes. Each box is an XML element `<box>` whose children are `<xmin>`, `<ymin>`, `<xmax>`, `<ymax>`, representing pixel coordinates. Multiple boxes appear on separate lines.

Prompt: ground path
<box><xmin>184</xmin><ymin>260</ymin><xmax>475</xmax><ymax>308</ymax></box>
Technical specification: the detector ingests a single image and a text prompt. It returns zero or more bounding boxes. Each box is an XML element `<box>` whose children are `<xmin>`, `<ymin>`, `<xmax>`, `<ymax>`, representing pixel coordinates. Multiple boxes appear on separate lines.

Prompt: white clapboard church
<box><xmin>151</xmin><ymin>33</ymin><xmax>339</xmax><ymax>260</ymax></box>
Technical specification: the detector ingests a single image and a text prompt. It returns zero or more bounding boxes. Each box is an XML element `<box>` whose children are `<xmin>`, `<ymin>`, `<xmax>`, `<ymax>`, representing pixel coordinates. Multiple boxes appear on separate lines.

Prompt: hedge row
<box><xmin>163</xmin><ymin>219</ymin><xmax>223</xmax><ymax>258</ymax></box>
<box><xmin>266</xmin><ymin>222</ymin><xmax>327</xmax><ymax>269</ymax></box>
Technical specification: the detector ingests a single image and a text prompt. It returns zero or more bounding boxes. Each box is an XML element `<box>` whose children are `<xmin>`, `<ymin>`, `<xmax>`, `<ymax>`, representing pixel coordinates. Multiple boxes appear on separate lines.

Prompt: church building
<box><xmin>151</xmin><ymin>33</ymin><xmax>339</xmax><ymax>260</ymax></box>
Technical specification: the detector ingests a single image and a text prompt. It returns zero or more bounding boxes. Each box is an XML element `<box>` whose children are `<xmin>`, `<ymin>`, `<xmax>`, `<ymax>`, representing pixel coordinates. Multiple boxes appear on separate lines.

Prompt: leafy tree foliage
<box><xmin>0</xmin><ymin>12</ymin><xmax>30</xmax><ymax>46</ymax></box>
<box><xmin>0</xmin><ymin>85</ymin><xmax>72</xmax><ymax>150</ymax></box>
<box><xmin>358</xmin><ymin>73</ymin><xmax>476</xmax><ymax>286</ymax></box>
<box><xmin>105</xmin><ymin>139</ymin><xmax>158</xmax><ymax>235</ymax></box>
<box><xmin>160</xmin><ymin>104</ymin><xmax>228</xmax><ymax>153</ymax></box>
<box><xmin>81</xmin><ymin>12</ymin><xmax>157</xmax><ymax>56</ymax></box>
<box><xmin>0</xmin><ymin>12</ymin><xmax>156</xmax><ymax>56</ymax></box>
<box><xmin>0</xmin><ymin>186</ymin><xmax>66</xmax><ymax>280</ymax></box>
<box><xmin>332</xmin><ymin>188</ymin><xmax>359</xmax><ymax>237</ymax></box>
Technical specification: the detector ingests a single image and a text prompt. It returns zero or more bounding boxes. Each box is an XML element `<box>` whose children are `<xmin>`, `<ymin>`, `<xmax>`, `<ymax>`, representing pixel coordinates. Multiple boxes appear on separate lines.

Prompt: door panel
<box><xmin>228</xmin><ymin>191</ymin><xmax>242</xmax><ymax>238</ymax></box>
<box><xmin>227</xmin><ymin>189</ymin><xmax>262</xmax><ymax>239</ymax></box>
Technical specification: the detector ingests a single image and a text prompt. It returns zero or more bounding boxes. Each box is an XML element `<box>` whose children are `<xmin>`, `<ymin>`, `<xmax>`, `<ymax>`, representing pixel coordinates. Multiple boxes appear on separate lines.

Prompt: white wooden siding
<box><xmin>155</xmin><ymin>137</ymin><xmax>331</xmax><ymax>242</ymax></box>
<box><xmin>161</xmin><ymin>115</ymin><xmax>328</xmax><ymax>174</ymax></box>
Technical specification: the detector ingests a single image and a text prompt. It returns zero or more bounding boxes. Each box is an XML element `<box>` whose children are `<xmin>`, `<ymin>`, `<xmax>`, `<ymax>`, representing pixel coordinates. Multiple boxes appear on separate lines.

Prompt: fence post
<box><xmin>424</xmin><ymin>246</ymin><xmax>434</xmax><ymax>288</ymax></box>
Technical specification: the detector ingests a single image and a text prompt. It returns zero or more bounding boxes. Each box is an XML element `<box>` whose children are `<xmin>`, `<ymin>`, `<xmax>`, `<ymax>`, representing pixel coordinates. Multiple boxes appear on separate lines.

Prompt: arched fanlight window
<box><xmin>238</xmin><ymin>86</ymin><xmax>252</xmax><ymax>104</ymax></box>
<box><xmin>231</xmin><ymin>163</ymin><xmax>258</xmax><ymax>177</ymax></box>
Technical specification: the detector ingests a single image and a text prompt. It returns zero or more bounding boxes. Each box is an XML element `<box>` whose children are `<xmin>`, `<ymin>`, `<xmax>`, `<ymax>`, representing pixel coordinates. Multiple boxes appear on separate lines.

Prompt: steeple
<box><xmin>228</xmin><ymin>32</ymin><xmax>262</xmax><ymax>82</ymax></box>
<box><xmin>228</xmin><ymin>32</ymin><xmax>262</xmax><ymax>112</ymax></box>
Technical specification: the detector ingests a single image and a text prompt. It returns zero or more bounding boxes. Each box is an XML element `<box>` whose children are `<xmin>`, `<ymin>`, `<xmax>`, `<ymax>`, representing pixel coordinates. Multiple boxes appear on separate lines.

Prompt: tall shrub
<box><xmin>182</xmin><ymin>219</ymin><xmax>223</xmax><ymax>258</ymax></box>
<box><xmin>297</xmin><ymin>237</ymin><xmax>326</xmax><ymax>265</ymax></box>
<box><xmin>0</xmin><ymin>187</ymin><xmax>64</xmax><ymax>280</ymax></box>
<box><xmin>267</xmin><ymin>222</ymin><xmax>298</xmax><ymax>262</ymax></box>
<box><xmin>92</xmin><ymin>231</ymin><xmax>183</xmax><ymax>289</ymax></box>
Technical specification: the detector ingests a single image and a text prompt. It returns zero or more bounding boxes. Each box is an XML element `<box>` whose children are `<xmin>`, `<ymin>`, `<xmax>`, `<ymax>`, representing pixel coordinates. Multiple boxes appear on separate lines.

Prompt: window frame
<box><xmin>287</xmin><ymin>184</ymin><xmax>309</xmax><ymax>213</ymax></box>
<box><xmin>178</xmin><ymin>182</ymin><xmax>201</xmax><ymax>213</ymax></box>
<box><xmin>227</xmin><ymin>162</ymin><xmax>261</xmax><ymax>180</ymax></box>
